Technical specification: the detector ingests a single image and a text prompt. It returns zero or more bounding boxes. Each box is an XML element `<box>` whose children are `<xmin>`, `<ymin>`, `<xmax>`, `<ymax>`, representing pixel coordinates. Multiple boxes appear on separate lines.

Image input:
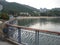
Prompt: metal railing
<box><xmin>5</xmin><ymin>18</ymin><xmax>60</xmax><ymax>45</ymax></box>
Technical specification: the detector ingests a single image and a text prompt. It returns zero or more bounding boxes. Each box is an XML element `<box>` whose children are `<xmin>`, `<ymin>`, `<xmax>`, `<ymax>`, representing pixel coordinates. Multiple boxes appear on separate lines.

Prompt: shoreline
<box><xmin>17</xmin><ymin>16</ymin><xmax>60</xmax><ymax>19</ymax></box>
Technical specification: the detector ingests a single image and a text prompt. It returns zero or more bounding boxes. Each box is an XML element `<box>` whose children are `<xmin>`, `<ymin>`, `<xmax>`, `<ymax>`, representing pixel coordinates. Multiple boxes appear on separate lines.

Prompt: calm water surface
<box><xmin>14</xmin><ymin>18</ymin><xmax>60</xmax><ymax>45</ymax></box>
<box><xmin>18</xmin><ymin>18</ymin><xmax>60</xmax><ymax>32</ymax></box>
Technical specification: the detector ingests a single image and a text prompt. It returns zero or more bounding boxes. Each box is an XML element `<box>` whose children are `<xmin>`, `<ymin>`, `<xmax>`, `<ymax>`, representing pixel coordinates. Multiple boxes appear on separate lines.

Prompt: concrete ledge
<box><xmin>6</xmin><ymin>38</ymin><xmax>22</xmax><ymax>45</ymax></box>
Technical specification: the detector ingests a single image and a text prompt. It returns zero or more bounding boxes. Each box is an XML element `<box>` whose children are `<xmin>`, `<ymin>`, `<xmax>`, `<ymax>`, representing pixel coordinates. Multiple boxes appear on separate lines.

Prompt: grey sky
<box><xmin>6</xmin><ymin>0</ymin><xmax>60</xmax><ymax>9</ymax></box>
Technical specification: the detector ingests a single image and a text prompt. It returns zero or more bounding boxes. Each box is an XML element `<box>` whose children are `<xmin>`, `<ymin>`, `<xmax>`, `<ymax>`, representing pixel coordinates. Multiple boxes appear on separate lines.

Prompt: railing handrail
<box><xmin>6</xmin><ymin>23</ymin><xmax>60</xmax><ymax>35</ymax></box>
<box><xmin>4</xmin><ymin>17</ymin><xmax>60</xmax><ymax>45</ymax></box>
<box><xmin>5</xmin><ymin>18</ymin><xmax>60</xmax><ymax>35</ymax></box>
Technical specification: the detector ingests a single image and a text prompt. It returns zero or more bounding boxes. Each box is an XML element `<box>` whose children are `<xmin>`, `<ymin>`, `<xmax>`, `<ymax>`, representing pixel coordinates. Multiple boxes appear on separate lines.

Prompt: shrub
<box><xmin>0</xmin><ymin>13</ymin><xmax>9</xmax><ymax>20</ymax></box>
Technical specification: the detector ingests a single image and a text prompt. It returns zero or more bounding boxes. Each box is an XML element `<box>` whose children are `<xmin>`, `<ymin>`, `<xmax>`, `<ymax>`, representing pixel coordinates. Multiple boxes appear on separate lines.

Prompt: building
<box><xmin>40</xmin><ymin>8</ymin><xmax>48</xmax><ymax>12</ymax></box>
<box><xmin>20</xmin><ymin>12</ymin><xmax>31</xmax><ymax>16</ymax></box>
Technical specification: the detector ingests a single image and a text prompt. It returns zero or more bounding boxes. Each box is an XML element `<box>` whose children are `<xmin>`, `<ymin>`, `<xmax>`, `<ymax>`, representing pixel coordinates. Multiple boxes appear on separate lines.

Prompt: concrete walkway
<box><xmin>0</xmin><ymin>41</ymin><xmax>14</xmax><ymax>45</ymax></box>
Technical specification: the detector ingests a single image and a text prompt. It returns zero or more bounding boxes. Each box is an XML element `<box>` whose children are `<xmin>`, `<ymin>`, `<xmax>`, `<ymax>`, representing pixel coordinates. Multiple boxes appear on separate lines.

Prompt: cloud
<box><xmin>6</xmin><ymin>0</ymin><xmax>60</xmax><ymax>9</ymax></box>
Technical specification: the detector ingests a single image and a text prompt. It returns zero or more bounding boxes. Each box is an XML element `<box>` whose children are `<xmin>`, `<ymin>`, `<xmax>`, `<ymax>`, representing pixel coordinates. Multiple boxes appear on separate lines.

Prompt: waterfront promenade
<box><xmin>0</xmin><ymin>17</ymin><xmax>60</xmax><ymax>45</ymax></box>
<box><xmin>0</xmin><ymin>21</ymin><xmax>13</xmax><ymax>45</ymax></box>
<box><xmin>0</xmin><ymin>41</ymin><xmax>13</xmax><ymax>45</ymax></box>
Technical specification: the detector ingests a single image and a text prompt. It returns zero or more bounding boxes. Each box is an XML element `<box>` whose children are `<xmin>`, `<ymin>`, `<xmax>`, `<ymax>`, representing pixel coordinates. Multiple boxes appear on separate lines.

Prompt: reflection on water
<box><xmin>17</xmin><ymin>18</ymin><xmax>60</xmax><ymax>45</ymax></box>
<box><xmin>18</xmin><ymin>18</ymin><xmax>60</xmax><ymax>32</ymax></box>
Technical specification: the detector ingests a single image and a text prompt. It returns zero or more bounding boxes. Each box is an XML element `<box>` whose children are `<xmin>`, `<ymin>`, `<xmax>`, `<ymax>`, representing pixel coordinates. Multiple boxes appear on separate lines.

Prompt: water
<box><xmin>11</xmin><ymin>18</ymin><xmax>60</xmax><ymax>45</ymax></box>
<box><xmin>18</xmin><ymin>18</ymin><xmax>60</xmax><ymax>32</ymax></box>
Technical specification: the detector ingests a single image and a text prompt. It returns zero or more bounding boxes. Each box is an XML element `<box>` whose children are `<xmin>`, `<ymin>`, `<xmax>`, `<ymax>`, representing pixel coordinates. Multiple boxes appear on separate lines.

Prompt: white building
<box><xmin>9</xmin><ymin>14</ymin><xmax>14</xmax><ymax>20</ymax></box>
<box><xmin>20</xmin><ymin>12</ymin><xmax>31</xmax><ymax>16</ymax></box>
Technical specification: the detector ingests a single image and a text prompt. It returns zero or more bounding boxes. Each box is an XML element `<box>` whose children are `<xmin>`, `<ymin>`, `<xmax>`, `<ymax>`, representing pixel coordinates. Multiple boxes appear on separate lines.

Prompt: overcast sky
<box><xmin>6</xmin><ymin>0</ymin><xmax>60</xmax><ymax>9</ymax></box>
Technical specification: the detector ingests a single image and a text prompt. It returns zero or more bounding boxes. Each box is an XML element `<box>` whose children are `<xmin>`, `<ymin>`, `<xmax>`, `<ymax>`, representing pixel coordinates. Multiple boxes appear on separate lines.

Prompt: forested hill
<box><xmin>0</xmin><ymin>1</ymin><xmax>39</xmax><ymax>14</ymax></box>
<box><xmin>40</xmin><ymin>8</ymin><xmax>60</xmax><ymax>16</ymax></box>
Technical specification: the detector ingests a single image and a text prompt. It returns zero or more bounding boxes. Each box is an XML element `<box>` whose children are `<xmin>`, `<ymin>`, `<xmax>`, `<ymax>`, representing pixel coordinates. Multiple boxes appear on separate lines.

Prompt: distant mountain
<box><xmin>0</xmin><ymin>0</ymin><xmax>5</xmax><ymax>1</ymax></box>
<box><xmin>0</xmin><ymin>1</ymin><xmax>39</xmax><ymax>15</ymax></box>
<box><xmin>40</xmin><ymin>8</ymin><xmax>60</xmax><ymax>16</ymax></box>
<box><xmin>40</xmin><ymin>8</ymin><xmax>50</xmax><ymax>13</ymax></box>
<box><xmin>52</xmin><ymin>8</ymin><xmax>60</xmax><ymax>11</ymax></box>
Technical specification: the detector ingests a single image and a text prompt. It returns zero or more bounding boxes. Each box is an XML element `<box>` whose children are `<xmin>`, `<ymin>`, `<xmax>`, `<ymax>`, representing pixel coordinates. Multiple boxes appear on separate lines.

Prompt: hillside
<box><xmin>0</xmin><ymin>1</ymin><xmax>39</xmax><ymax>15</ymax></box>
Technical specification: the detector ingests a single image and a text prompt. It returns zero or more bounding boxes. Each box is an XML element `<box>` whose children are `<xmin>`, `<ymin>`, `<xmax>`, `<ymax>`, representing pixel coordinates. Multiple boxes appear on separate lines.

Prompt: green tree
<box><xmin>0</xmin><ymin>13</ymin><xmax>9</xmax><ymax>20</ymax></box>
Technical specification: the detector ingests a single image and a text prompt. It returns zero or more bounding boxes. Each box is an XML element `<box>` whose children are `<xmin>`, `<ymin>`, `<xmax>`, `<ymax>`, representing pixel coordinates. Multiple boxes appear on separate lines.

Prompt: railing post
<box><xmin>35</xmin><ymin>30</ymin><xmax>39</xmax><ymax>45</ymax></box>
<box><xmin>6</xmin><ymin>24</ymin><xmax>10</xmax><ymax>38</ymax></box>
<box><xmin>18</xmin><ymin>27</ymin><xmax>21</xmax><ymax>43</ymax></box>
